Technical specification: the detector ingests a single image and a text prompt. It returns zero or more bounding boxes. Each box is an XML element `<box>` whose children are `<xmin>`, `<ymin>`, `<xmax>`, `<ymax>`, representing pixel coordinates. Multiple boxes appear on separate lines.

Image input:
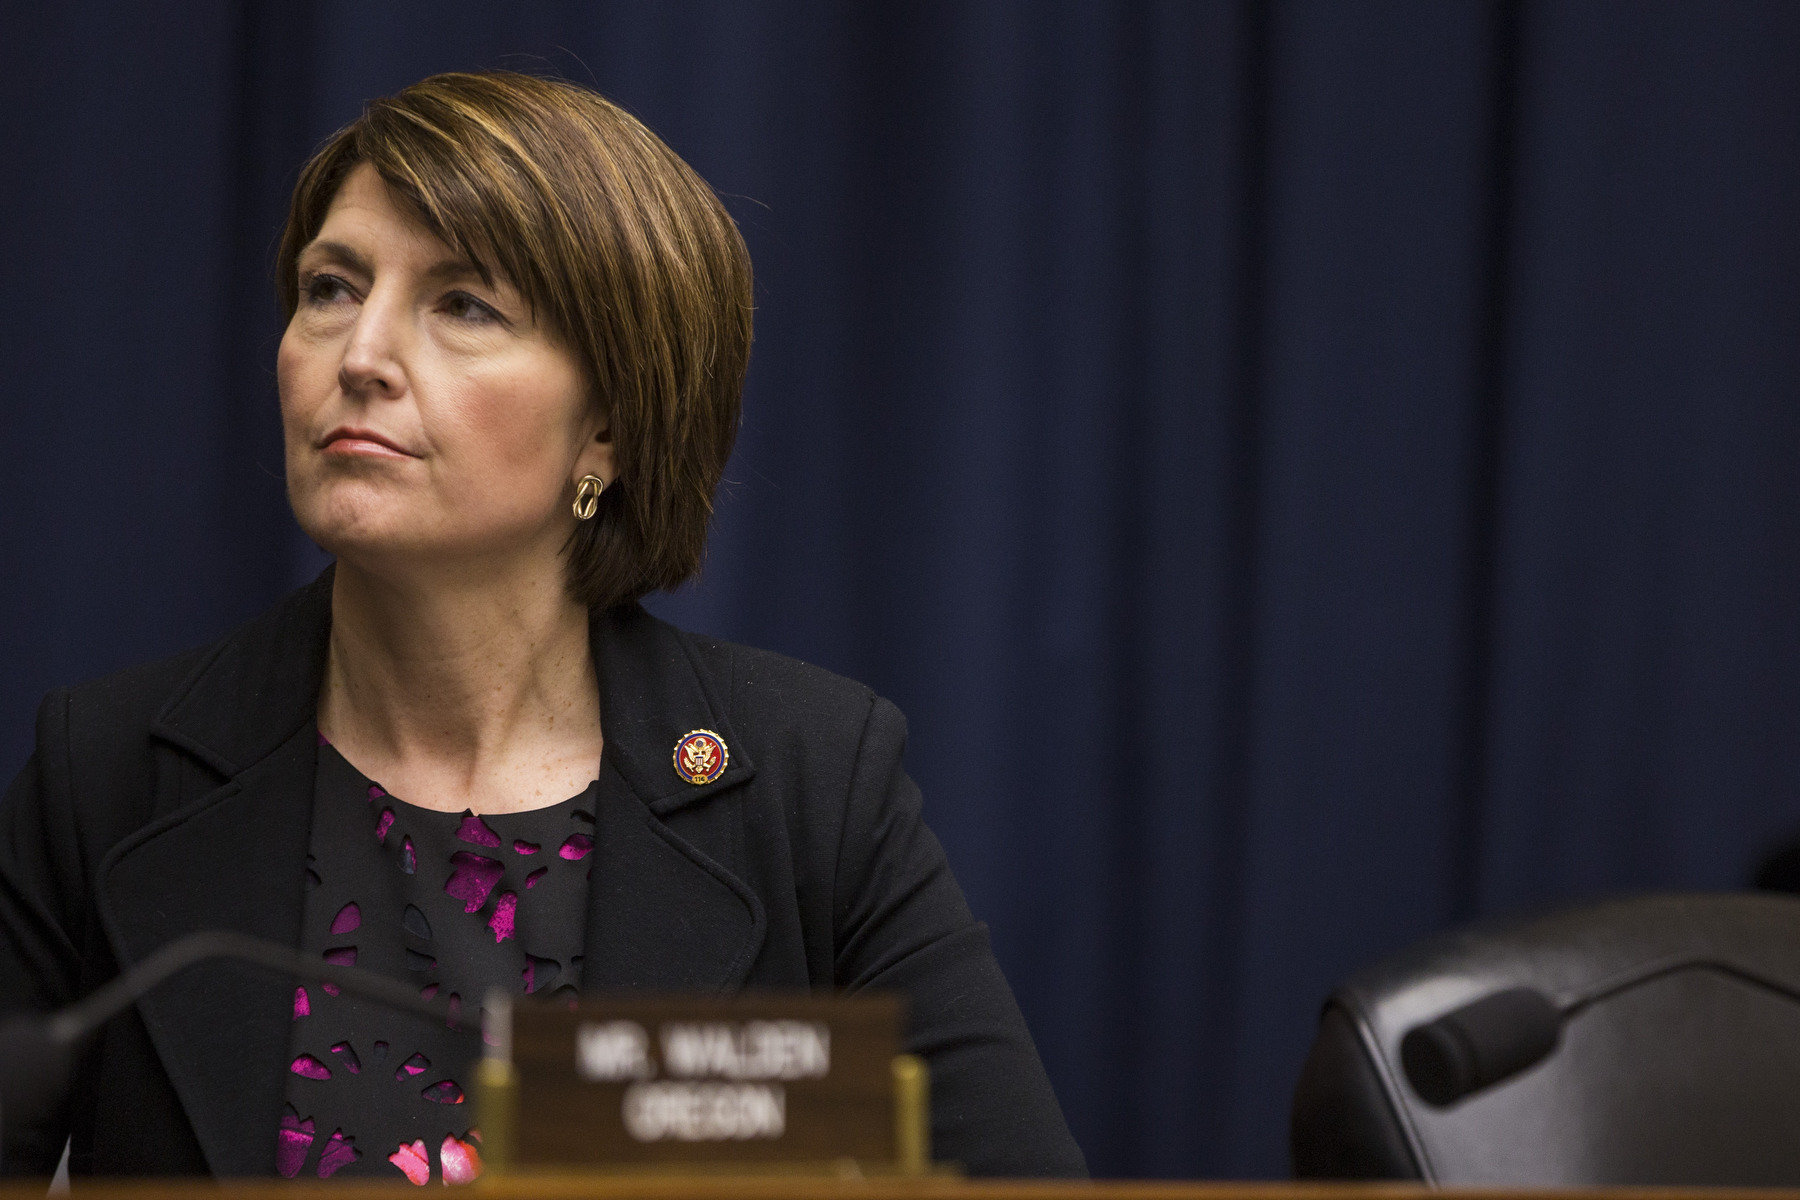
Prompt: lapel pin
<box><xmin>673</xmin><ymin>729</ymin><xmax>728</xmax><ymax>785</ymax></box>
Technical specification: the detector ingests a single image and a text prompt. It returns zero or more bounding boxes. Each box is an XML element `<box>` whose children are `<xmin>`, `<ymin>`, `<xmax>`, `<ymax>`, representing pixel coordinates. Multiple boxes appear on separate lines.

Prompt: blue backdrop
<box><xmin>4</xmin><ymin>0</ymin><xmax>1800</xmax><ymax>1178</ymax></box>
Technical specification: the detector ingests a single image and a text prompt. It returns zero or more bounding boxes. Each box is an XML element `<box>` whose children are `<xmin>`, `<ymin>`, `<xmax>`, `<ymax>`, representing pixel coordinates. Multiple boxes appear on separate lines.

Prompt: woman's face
<box><xmin>279</xmin><ymin>163</ymin><xmax>611</xmax><ymax>576</ymax></box>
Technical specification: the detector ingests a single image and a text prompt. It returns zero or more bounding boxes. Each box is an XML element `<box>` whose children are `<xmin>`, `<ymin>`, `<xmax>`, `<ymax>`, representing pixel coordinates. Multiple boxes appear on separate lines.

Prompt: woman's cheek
<box><xmin>459</xmin><ymin>374</ymin><xmax>576</xmax><ymax>472</ymax></box>
<box><xmin>276</xmin><ymin>334</ymin><xmax>327</xmax><ymax>433</ymax></box>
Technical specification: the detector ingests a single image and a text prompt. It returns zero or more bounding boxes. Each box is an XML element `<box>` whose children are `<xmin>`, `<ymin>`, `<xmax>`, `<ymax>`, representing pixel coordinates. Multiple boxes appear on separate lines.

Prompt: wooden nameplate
<box><xmin>477</xmin><ymin>993</ymin><xmax>941</xmax><ymax>1176</ymax></box>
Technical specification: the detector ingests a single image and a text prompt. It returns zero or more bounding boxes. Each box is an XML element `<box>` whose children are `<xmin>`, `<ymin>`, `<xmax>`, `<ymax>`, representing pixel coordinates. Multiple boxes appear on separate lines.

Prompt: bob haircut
<box><xmin>276</xmin><ymin>71</ymin><xmax>753</xmax><ymax>610</ymax></box>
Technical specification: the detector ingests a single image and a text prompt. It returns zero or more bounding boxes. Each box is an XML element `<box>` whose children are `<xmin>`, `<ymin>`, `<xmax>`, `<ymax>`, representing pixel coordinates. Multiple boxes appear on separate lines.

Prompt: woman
<box><xmin>0</xmin><ymin>73</ymin><xmax>1084</xmax><ymax>1181</ymax></box>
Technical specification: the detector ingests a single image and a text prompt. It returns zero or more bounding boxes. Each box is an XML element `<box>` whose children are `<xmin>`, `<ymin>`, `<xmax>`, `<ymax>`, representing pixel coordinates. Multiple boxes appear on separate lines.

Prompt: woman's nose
<box><xmin>337</xmin><ymin>293</ymin><xmax>409</xmax><ymax>399</ymax></box>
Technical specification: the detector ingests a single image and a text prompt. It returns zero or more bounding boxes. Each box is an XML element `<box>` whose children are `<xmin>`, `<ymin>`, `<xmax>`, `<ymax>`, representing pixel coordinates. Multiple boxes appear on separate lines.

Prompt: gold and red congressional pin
<box><xmin>672</xmin><ymin>729</ymin><xmax>728</xmax><ymax>785</ymax></box>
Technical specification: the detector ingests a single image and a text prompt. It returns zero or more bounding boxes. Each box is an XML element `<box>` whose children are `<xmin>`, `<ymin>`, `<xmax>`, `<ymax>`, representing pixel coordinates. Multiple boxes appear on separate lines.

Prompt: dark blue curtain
<box><xmin>4</xmin><ymin>0</ymin><xmax>1799</xmax><ymax>1178</ymax></box>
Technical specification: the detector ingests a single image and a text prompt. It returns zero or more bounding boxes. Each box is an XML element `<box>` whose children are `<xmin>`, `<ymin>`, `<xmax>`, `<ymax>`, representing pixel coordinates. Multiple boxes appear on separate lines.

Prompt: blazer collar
<box><xmin>146</xmin><ymin>568</ymin><xmax>759</xmax><ymax>804</ymax></box>
<box><xmin>147</xmin><ymin>566</ymin><xmax>336</xmax><ymax>777</ymax></box>
<box><xmin>104</xmin><ymin>569</ymin><xmax>763</xmax><ymax>1175</ymax></box>
<box><xmin>582</xmin><ymin>602</ymin><xmax>767</xmax><ymax>992</ymax></box>
<box><xmin>586</xmin><ymin>601</ymin><xmax>756</xmax><ymax>812</ymax></box>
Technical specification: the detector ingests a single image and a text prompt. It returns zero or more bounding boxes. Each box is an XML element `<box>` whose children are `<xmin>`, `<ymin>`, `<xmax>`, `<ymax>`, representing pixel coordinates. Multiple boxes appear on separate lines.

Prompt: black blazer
<box><xmin>0</xmin><ymin>571</ymin><xmax>1085</xmax><ymax>1177</ymax></box>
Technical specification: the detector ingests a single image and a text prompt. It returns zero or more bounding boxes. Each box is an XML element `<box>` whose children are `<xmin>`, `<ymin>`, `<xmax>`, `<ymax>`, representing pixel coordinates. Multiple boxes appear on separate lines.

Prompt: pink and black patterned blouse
<box><xmin>279</xmin><ymin>737</ymin><xmax>594</xmax><ymax>1184</ymax></box>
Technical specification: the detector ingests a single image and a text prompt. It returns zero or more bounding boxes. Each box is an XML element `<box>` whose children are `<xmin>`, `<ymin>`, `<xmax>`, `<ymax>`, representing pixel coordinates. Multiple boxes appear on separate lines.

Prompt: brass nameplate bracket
<box><xmin>477</xmin><ymin>992</ymin><xmax>941</xmax><ymax>1176</ymax></box>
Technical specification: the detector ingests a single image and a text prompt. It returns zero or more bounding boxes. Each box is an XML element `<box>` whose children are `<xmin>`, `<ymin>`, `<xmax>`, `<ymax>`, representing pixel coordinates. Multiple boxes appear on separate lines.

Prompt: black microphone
<box><xmin>1399</xmin><ymin>986</ymin><xmax>1563</xmax><ymax>1107</ymax></box>
<box><xmin>1400</xmin><ymin>959</ymin><xmax>1800</xmax><ymax>1107</ymax></box>
<box><xmin>0</xmin><ymin>930</ymin><xmax>470</xmax><ymax>1165</ymax></box>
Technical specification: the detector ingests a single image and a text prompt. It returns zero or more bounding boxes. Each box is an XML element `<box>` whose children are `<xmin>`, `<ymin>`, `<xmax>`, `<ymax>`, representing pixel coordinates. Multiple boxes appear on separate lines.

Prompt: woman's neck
<box><xmin>317</xmin><ymin>556</ymin><xmax>604</xmax><ymax>815</ymax></box>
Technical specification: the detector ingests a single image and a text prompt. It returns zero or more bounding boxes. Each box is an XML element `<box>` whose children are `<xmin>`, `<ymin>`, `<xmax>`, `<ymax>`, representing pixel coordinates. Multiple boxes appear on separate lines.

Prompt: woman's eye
<box><xmin>442</xmin><ymin>292</ymin><xmax>501</xmax><ymax>325</ymax></box>
<box><xmin>300</xmin><ymin>273</ymin><xmax>354</xmax><ymax>306</ymax></box>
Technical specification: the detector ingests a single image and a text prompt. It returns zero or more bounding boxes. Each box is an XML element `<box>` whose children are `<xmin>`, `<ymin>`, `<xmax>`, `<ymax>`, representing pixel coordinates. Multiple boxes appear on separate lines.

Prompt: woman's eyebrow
<box><xmin>421</xmin><ymin>256</ymin><xmax>500</xmax><ymax>289</ymax></box>
<box><xmin>297</xmin><ymin>240</ymin><xmax>507</xmax><ymax>299</ymax></box>
<box><xmin>297</xmin><ymin>242</ymin><xmax>489</xmax><ymax>285</ymax></box>
<box><xmin>297</xmin><ymin>239</ymin><xmax>373</xmax><ymax>276</ymax></box>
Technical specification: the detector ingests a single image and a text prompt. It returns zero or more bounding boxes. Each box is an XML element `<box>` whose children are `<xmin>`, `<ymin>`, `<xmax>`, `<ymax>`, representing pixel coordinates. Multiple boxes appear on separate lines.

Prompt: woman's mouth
<box><xmin>320</xmin><ymin>426</ymin><xmax>419</xmax><ymax>459</ymax></box>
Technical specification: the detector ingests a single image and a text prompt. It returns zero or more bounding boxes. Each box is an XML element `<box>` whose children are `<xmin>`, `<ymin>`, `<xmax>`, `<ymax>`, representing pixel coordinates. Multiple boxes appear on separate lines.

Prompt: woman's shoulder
<box><xmin>694</xmin><ymin>630</ymin><xmax>883</xmax><ymax>719</ymax></box>
<box><xmin>43</xmin><ymin>573</ymin><xmax>333</xmax><ymax>766</ymax></box>
<box><xmin>604</xmin><ymin>605</ymin><xmax>904</xmax><ymax>774</ymax></box>
<box><xmin>17</xmin><ymin>633</ymin><xmax>255</xmax><ymax>853</ymax></box>
<box><xmin>48</xmin><ymin>642</ymin><xmax>216</xmax><ymax>741</ymax></box>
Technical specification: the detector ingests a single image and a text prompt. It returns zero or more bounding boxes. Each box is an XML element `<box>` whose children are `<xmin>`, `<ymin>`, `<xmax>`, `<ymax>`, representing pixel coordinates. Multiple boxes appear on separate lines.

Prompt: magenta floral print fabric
<box><xmin>280</xmin><ymin>735</ymin><xmax>593</xmax><ymax>1183</ymax></box>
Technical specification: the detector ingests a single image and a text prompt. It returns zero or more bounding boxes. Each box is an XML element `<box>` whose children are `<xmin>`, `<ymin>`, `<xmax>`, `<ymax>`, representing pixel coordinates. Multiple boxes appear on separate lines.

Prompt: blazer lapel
<box><xmin>582</xmin><ymin>759</ymin><xmax>766</xmax><ymax>992</ymax></box>
<box><xmin>581</xmin><ymin>604</ymin><xmax>766</xmax><ymax>993</ymax></box>
<box><xmin>95</xmin><ymin>570</ymin><xmax>334</xmax><ymax>1176</ymax></box>
<box><xmin>89</xmin><ymin>578</ymin><xmax>768</xmax><ymax>1173</ymax></box>
<box><xmin>96</xmin><ymin>726</ymin><xmax>317</xmax><ymax>1175</ymax></box>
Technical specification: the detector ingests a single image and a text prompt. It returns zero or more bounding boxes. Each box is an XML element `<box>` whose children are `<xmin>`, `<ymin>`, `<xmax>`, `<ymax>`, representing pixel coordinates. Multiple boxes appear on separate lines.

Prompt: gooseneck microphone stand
<box><xmin>0</xmin><ymin>930</ymin><xmax>471</xmax><ymax>1171</ymax></box>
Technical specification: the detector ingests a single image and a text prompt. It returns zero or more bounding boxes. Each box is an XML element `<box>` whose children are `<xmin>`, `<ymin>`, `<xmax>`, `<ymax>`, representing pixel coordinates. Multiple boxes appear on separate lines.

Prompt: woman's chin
<box><xmin>294</xmin><ymin>505</ymin><xmax>437</xmax><ymax>567</ymax></box>
<box><xmin>299</xmin><ymin>513</ymin><xmax>558</xmax><ymax>581</ymax></box>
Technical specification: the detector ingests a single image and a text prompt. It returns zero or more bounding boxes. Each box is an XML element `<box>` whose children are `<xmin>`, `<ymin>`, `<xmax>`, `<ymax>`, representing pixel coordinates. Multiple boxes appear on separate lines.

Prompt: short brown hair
<box><xmin>277</xmin><ymin>71</ymin><xmax>753</xmax><ymax>609</ymax></box>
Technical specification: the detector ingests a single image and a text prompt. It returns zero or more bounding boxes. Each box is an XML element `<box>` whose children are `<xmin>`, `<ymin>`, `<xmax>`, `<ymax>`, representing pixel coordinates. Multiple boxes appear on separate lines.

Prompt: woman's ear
<box><xmin>574</xmin><ymin>410</ymin><xmax>615</xmax><ymax>488</ymax></box>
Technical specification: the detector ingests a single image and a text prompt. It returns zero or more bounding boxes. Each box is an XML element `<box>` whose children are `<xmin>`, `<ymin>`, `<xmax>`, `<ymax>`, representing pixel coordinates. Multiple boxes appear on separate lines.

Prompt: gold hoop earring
<box><xmin>573</xmin><ymin>474</ymin><xmax>606</xmax><ymax>520</ymax></box>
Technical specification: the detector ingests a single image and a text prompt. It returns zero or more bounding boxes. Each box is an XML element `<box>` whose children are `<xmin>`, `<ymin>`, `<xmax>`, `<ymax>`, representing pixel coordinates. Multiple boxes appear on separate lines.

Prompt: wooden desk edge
<box><xmin>10</xmin><ymin>1180</ymin><xmax>1800</xmax><ymax>1200</ymax></box>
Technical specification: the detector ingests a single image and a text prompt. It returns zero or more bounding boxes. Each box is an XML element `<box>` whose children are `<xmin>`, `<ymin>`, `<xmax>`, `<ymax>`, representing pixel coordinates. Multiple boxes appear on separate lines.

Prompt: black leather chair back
<box><xmin>1291</xmin><ymin>893</ymin><xmax>1800</xmax><ymax>1186</ymax></box>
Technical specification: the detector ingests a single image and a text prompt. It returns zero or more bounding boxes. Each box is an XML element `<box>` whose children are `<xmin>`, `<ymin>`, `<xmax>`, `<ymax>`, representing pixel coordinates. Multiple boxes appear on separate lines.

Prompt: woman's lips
<box><xmin>320</xmin><ymin>427</ymin><xmax>418</xmax><ymax>459</ymax></box>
